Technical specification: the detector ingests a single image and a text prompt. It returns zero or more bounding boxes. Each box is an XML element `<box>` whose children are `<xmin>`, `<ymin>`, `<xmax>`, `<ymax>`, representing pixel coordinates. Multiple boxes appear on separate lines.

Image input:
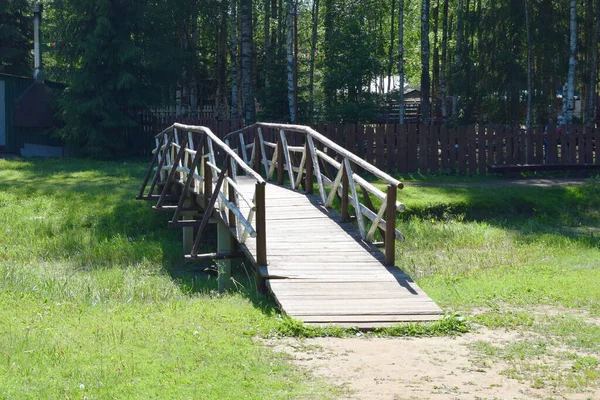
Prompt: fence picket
<box><xmin>407</xmin><ymin>124</ymin><xmax>418</xmax><ymax>173</ymax></box>
<box><xmin>478</xmin><ymin>125</ymin><xmax>487</xmax><ymax>174</ymax></box>
<box><xmin>375</xmin><ymin>125</ymin><xmax>385</xmax><ymax>170</ymax></box>
<box><xmin>397</xmin><ymin>124</ymin><xmax>408</xmax><ymax>173</ymax></box>
<box><xmin>429</xmin><ymin>125</ymin><xmax>439</xmax><ymax>173</ymax></box>
<box><xmin>457</xmin><ymin>127</ymin><xmax>467</xmax><ymax>174</ymax></box>
<box><xmin>386</xmin><ymin>124</ymin><xmax>396</xmax><ymax>172</ymax></box>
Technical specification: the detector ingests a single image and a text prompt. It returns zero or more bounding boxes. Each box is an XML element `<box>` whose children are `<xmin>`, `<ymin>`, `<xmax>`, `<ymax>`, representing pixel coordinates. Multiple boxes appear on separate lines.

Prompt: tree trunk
<box><xmin>566</xmin><ymin>0</ymin><xmax>576</xmax><ymax>129</ymax></box>
<box><xmin>432</xmin><ymin>0</ymin><xmax>439</xmax><ymax>118</ymax></box>
<box><xmin>451</xmin><ymin>0</ymin><xmax>464</xmax><ymax>120</ymax></box>
<box><xmin>230</xmin><ymin>0</ymin><xmax>239</xmax><ymax>120</ymax></box>
<box><xmin>241</xmin><ymin>0</ymin><xmax>255</xmax><ymax>124</ymax></box>
<box><xmin>587</xmin><ymin>0</ymin><xmax>599</xmax><ymax>125</ymax></box>
<box><xmin>309</xmin><ymin>0</ymin><xmax>320</xmax><ymax>121</ymax></box>
<box><xmin>387</xmin><ymin>0</ymin><xmax>396</xmax><ymax>93</ymax></box>
<box><xmin>439</xmin><ymin>0</ymin><xmax>448</xmax><ymax>119</ymax></box>
<box><xmin>525</xmin><ymin>0</ymin><xmax>532</xmax><ymax>128</ymax></box>
<box><xmin>398</xmin><ymin>0</ymin><xmax>405</xmax><ymax>124</ymax></box>
<box><xmin>420</xmin><ymin>0</ymin><xmax>431</xmax><ymax>124</ymax></box>
<box><xmin>286</xmin><ymin>0</ymin><xmax>296</xmax><ymax>122</ymax></box>
<box><xmin>294</xmin><ymin>0</ymin><xmax>299</xmax><ymax>120</ymax></box>
<box><xmin>264</xmin><ymin>0</ymin><xmax>271</xmax><ymax>89</ymax></box>
<box><xmin>216</xmin><ymin>3</ymin><xmax>229</xmax><ymax>120</ymax></box>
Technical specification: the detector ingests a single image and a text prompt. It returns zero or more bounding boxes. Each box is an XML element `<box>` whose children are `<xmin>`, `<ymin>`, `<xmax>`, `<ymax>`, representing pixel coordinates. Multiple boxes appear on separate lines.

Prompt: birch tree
<box><xmin>398</xmin><ymin>0</ymin><xmax>405</xmax><ymax>124</ymax></box>
<box><xmin>387</xmin><ymin>0</ymin><xmax>396</xmax><ymax>93</ymax></box>
<box><xmin>451</xmin><ymin>0</ymin><xmax>464</xmax><ymax>119</ymax></box>
<box><xmin>525</xmin><ymin>0</ymin><xmax>532</xmax><ymax>128</ymax></box>
<box><xmin>286</xmin><ymin>0</ymin><xmax>296</xmax><ymax>122</ymax></box>
<box><xmin>309</xmin><ymin>0</ymin><xmax>320</xmax><ymax>121</ymax></box>
<box><xmin>420</xmin><ymin>0</ymin><xmax>431</xmax><ymax>124</ymax></box>
<box><xmin>439</xmin><ymin>0</ymin><xmax>448</xmax><ymax>119</ymax></box>
<box><xmin>565</xmin><ymin>0</ymin><xmax>577</xmax><ymax>128</ymax></box>
<box><xmin>230</xmin><ymin>0</ymin><xmax>240</xmax><ymax>120</ymax></box>
<box><xmin>240</xmin><ymin>0</ymin><xmax>255</xmax><ymax>123</ymax></box>
<box><xmin>587</xmin><ymin>0</ymin><xmax>599</xmax><ymax>125</ymax></box>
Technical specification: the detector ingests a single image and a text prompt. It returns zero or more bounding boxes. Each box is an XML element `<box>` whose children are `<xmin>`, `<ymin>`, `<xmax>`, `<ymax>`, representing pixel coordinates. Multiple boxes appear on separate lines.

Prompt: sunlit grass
<box><xmin>0</xmin><ymin>158</ymin><xmax>336</xmax><ymax>399</ymax></box>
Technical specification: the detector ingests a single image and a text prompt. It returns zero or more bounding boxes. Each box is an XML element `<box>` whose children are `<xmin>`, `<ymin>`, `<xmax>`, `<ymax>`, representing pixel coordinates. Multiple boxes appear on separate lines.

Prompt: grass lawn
<box><xmin>389</xmin><ymin>173</ymin><xmax>600</xmax><ymax>392</ymax></box>
<box><xmin>0</xmin><ymin>158</ymin><xmax>336</xmax><ymax>399</ymax></box>
<box><xmin>1</xmin><ymin>157</ymin><xmax>599</xmax><ymax>397</ymax></box>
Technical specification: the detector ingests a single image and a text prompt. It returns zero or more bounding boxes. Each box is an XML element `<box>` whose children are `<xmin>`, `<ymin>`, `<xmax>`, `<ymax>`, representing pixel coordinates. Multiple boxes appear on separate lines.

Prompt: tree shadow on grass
<box><xmin>0</xmin><ymin>157</ymin><xmax>281</xmax><ymax>317</ymax></box>
<box><xmin>398</xmin><ymin>178</ymin><xmax>600</xmax><ymax>248</ymax></box>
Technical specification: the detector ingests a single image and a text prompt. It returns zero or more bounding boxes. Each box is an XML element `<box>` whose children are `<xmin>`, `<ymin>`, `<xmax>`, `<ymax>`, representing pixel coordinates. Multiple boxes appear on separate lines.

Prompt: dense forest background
<box><xmin>1</xmin><ymin>0</ymin><xmax>599</xmax><ymax>155</ymax></box>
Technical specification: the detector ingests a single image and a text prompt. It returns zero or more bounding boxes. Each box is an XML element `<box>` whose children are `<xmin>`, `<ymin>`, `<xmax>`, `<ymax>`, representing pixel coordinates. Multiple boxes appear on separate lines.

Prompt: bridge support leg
<box><xmin>182</xmin><ymin>198</ymin><xmax>195</xmax><ymax>253</ymax></box>
<box><xmin>217</xmin><ymin>220</ymin><xmax>233</xmax><ymax>294</ymax></box>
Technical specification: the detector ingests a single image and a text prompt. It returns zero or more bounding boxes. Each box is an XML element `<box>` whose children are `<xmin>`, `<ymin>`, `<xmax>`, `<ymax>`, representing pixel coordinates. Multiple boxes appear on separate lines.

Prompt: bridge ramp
<box><xmin>237</xmin><ymin>177</ymin><xmax>443</xmax><ymax>328</ymax></box>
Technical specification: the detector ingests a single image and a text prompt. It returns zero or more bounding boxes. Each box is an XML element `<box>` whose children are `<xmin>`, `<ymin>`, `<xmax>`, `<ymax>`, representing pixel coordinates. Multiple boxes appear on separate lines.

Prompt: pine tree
<box><xmin>0</xmin><ymin>0</ymin><xmax>32</xmax><ymax>75</ymax></box>
<box><xmin>53</xmin><ymin>0</ymin><xmax>147</xmax><ymax>157</ymax></box>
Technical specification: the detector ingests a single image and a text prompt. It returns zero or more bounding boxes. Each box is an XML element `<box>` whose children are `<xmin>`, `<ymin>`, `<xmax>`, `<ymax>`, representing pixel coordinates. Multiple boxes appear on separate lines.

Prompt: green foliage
<box><xmin>0</xmin><ymin>0</ymin><xmax>32</xmax><ymax>75</ymax></box>
<box><xmin>51</xmin><ymin>0</ymin><xmax>147</xmax><ymax>157</ymax></box>
<box><xmin>322</xmin><ymin>0</ymin><xmax>386</xmax><ymax>122</ymax></box>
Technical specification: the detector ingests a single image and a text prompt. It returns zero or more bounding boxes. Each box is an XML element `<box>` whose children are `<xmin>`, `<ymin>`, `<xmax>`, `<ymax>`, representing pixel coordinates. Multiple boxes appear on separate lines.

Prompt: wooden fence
<box><xmin>129</xmin><ymin>113</ymin><xmax>600</xmax><ymax>174</ymax></box>
<box><xmin>312</xmin><ymin>123</ymin><xmax>600</xmax><ymax>174</ymax></box>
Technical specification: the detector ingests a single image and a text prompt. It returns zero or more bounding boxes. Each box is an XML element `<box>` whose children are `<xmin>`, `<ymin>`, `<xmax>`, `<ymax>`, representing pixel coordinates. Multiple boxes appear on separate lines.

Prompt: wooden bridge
<box><xmin>137</xmin><ymin>122</ymin><xmax>442</xmax><ymax>328</ymax></box>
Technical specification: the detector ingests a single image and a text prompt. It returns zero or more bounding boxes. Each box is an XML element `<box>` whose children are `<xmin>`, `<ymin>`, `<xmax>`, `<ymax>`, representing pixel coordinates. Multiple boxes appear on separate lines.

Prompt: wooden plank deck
<box><xmin>235</xmin><ymin>176</ymin><xmax>443</xmax><ymax>328</ymax></box>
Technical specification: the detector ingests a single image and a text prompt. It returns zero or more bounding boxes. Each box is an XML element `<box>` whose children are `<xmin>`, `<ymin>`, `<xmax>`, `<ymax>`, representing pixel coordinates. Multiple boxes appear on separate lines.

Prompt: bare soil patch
<box><xmin>407</xmin><ymin>178</ymin><xmax>588</xmax><ymax>189</ymax></box>
<box><xmin>268</xmin><ymin>326</ymin><xmax>599</xmax><ymax>400</ymax></box>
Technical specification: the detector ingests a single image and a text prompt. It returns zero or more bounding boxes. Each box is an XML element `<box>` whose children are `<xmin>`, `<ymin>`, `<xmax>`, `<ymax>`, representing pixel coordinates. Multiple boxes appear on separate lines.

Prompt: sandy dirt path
<box><xmin>268</xmin><ymin>327</ymin><xmax>598</xmax><ymax>400</ymax></box>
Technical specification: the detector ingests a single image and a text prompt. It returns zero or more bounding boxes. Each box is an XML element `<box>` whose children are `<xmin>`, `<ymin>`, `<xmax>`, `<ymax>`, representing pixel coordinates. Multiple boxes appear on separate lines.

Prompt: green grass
<box><xmin>2</xmin><ymin>158</ymin><xmax>600</xmax><ymax>396</ymax></box>
<box><xmin>0</xmin><ymin>158</ymin><xmax>337</xmax><ymax>399</ymax></box>
<box><xmin>382</xmin><ymin>173</ymin><xmax>600</xmax><ymax>392</ymax></box>
<box><xmin>387</xmin><ymin>175</ymin><xmax>600</xmax><ymax>314</ymax></box>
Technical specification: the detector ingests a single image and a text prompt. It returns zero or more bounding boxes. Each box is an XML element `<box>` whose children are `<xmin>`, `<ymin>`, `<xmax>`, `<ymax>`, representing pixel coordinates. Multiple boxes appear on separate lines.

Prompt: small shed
<box><xmin>0</xmin><ymin>72</ymin><xmax>64</xmax><ymax>156</ymax></box>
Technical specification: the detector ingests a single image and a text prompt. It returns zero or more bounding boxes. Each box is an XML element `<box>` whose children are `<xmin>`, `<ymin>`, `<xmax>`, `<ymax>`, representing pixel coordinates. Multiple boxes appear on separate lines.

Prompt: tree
<box><xmin>240</xmin><ymin>0</ymin><xmax>256</xmax><ymax>123</ymax></box>
<box><xmin>398</xmin><ymin>0</ymin><xmax>405</xmax><ymax>123</ymax></box>
<box><xmin>309</xmin><ymin>0</ymin><xmax>320</xmax><ymax>121</ymax></box>
<box><xmin>230</xmin><ymin>0</ymin><xmax>241</xmax><ymax>120</ymax></box>
<box><xmin>420</xmin><ymin>0</ymin><xmax>430</xmax><ymax>124</ymax></box>
<box><xmin>286</xmin><ymin>0</ymin><xmax>296</xmax><ymax>122</ymax></box>
<box><xmin>525</xmin><ymin>0</ymin><xmax>533</xmax><ymax>128</ymax></box>
<box><xmin>587</xmin><ymin>0</ymin><xmax>599</xmax><ymax>125</ymax></box>
<box><xmin>451</xmin><ymin>0</ymin><xmax>463</xmax><ymax>120</ymax></box>
<box><xmin>53</xmin><ymin>0</ymin><xmax>148</xmax><ymax>156</ymax></box>
<box><xmin>0</xmin><ymin>0</ymin><xmax>32</xmax><ymax>75</ymax></box>
<box><xmin>387</xmin><ymin>0</ymin><xmax>396</xmax><ymax>93</ymax></box>
<box><xmin>439</xmin><ymin>0</ymin><xmax>448</xmax><ymax>119</ymax></box>
<box><xmin>565</xmin><ymin>0</ymin><xmax>577</xmax><ymax>128</ymax></box>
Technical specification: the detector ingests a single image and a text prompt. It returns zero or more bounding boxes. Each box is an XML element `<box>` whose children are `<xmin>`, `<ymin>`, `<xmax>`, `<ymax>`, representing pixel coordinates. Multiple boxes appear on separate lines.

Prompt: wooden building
<box><xmin>0</xmin><ymin>72</ymin><xmax>64</xmax><ymax>156</ymax></box>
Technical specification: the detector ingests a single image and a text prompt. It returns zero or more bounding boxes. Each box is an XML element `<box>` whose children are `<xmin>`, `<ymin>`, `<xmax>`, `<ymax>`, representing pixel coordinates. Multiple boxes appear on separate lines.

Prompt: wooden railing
<box><xmin>224</xmin><ymin>123</ymin><xmax>406</xmax><ymax>266</ymax></box>
<box><xmin>137</xmin><ymin>123</ymin><xmax>267</xmax><ymax>265</ymax></box>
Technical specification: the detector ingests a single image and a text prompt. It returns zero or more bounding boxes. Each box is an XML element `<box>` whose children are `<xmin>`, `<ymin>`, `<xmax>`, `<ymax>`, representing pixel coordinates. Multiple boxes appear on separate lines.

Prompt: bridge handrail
<box><xmin>148</xmin><ymin>123</ymin><xmax>267</xmax><ymax>265</ymax></box>
<box><xmin>224</xmin><ymin>123</ymin><xmax>402</xmax><ymax>188</ymax></box>
<box><xmin>172</xmin><ymin>123</ymin><xmax>265</xmax><ymax>184</ymax></box>
<box><xmin>224</xmin><ymin>122</ymin><xmax>405</xmax><ymax>266</ymax></box>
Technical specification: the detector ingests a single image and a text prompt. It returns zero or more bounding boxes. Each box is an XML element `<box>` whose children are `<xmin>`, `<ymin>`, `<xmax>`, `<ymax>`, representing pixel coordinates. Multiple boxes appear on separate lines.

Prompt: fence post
<box><xmin>385</xmin><ymin>184</ymin><xmax>397</xmax><ymax>266</ymax></box>
<box><xmin>255</xmin><ymin>182</ymin><xmax>267</xmax><ymax>266</ymax></box>
<box><xmin>305</xmin><ymin>142</ymin><xmax>313</xmax><ymax>194</ymax></box>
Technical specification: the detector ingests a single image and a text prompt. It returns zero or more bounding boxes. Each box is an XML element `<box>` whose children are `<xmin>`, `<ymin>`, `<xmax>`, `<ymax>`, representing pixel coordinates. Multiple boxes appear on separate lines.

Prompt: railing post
<box><xmin>254</xmin><ymin>133</ymin><xmax>261</xmax><ymax>174</ymax></box>
<box><xmin>204</xmin><ymin>156</ymin><xmax>212</xmax><ymax>201</ymax></box>
<box><xmin>385</xmin><ymin>184</ymin><xmax>397</xmax><ymax>266</ymax></box>
<box><xmin>255</xmin><ymin>181</ymin><xmax>267</xmax><ymax>294</ymax></box>
<box><xmin>304</xmin><ymin>142</ymin><xmax>313</xmax><ymax>194</ymax></box>
<box><xmin>341</xmin><ymin>161</ymin><xmax>349</xmax><ymax>222</ymax></box>
<box><xmin>255</xmin><ymin>182</ymin><xmax>267</xmax><ymax>266</ymax></box>
<box><xmin>277</xmin><ymin>136</ymin><xmax>284</xmax><ymax>185</ymax></box>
